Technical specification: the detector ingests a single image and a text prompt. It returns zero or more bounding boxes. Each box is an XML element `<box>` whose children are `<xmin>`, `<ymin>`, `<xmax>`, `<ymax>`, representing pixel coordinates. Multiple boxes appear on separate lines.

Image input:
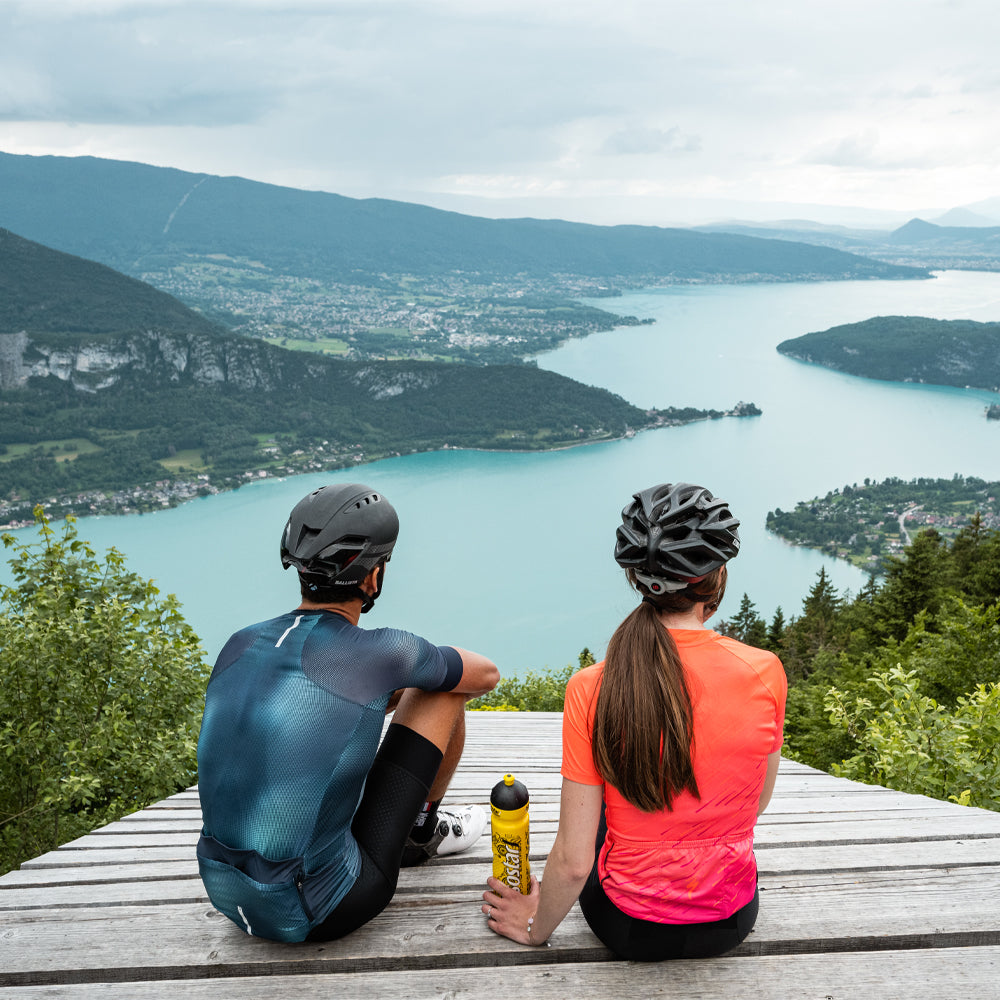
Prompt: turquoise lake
<box><xmin>4</xmin><ymin>270</ymin><xmax>1000</xmax><ymax>672</ymax></box>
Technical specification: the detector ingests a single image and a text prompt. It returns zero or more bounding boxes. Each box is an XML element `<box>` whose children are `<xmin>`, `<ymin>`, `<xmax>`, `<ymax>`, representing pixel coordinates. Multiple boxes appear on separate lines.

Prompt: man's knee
<box><xmin>391</xmin><ymin>688</ymin><xmax>467</xmax><ymax>753</ymax></box>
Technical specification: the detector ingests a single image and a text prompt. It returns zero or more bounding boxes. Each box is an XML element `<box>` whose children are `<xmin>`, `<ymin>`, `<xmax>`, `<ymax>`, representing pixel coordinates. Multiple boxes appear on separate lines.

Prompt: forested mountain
<box><xmin>776</xmin><ymin>316</ymin><xmax>1000</xmax><ymax>392</ymax></box>
<box><xmin>0</xmin><ymin>227</ymin><xmax>224</xmax><ymax>338</ymax></box>
<box><xmin>0</xmin><ymin>151</ymin><xmax>926</xmax><ymax>283</ymax></box>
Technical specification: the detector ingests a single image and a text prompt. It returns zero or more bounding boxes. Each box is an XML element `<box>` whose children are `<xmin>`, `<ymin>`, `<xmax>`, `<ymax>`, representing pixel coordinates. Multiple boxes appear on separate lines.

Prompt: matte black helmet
<box><xmin>281</xmin><ymin>483</ymin><xmax>399</xmax><ymax>610</ymax></box>
<box><xmin>614</xmin><ymin>482</ymin><xmax>740</xmax><ymax>595</ymax></box>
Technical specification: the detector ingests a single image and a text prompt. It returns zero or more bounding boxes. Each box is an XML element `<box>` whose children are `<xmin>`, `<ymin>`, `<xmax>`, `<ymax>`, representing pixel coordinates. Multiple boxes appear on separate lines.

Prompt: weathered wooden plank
<box><xmin>104</xmin><ymin>790</ymin><xmax>971</xmax><ymax>834</ymax></box>
<box><xmin>753</xmin><ymin>812</ymin><xmax>1000</xmax><ymax>843</ymax></box>
<box><xmin>38</xmin><ymin>806</ymin><xmax>1000</xmax><ymax>869</ymax></box>
<box><xmin>9</xmin><ymin>947</ymin><xmax>1000</xmax><ymax>1000</ymax></box>
<box><xmin>7</xmin><ymin>834</ymin><xmax>1000</xmax><ymax>910</ymax></box>
<box><xmin>3</xmin><ymin>866</ymin><xmax>1000</xmax><ymax>986</ymax></box>
<box><xmin>0</xmin><ymin>878</ymin><xmax>210</xmax><ymax>910</ymax></box>
<box><xmin>8</xmin><ymin>834</ymin><xmax>1000</xmax><ymax>911</ymax></box>
<box><xmin>0</xmin><ymin>861</ymin><xmax>200</xmax><ymax>889</ymax></box>
<box><xmin>19</xmin><ymin>847</ymin><xmax>203</xmax><ymax>869</ymax></box>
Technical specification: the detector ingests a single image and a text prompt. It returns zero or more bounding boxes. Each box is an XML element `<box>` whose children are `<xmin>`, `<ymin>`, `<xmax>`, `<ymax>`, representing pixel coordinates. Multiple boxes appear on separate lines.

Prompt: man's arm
<box><xmin>449</xmin><ymin>647</ymin><xmax>500</xmax><ymax>697</ymax></box>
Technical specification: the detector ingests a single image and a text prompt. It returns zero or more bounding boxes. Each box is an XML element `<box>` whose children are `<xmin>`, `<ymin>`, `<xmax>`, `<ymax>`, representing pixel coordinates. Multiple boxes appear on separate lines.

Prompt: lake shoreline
<box><xmin>3</xmin><ymin>407</ymin><xmax>762</xmax><ymax>529</ymax></box>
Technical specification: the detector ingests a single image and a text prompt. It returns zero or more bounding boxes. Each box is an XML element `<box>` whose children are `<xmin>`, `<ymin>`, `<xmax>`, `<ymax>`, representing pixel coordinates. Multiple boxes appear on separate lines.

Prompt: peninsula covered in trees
<box><xmin>767</xmin><ymin>475</ymin><xmax>1000</xmax><ymax>572</ymax></box>
<box><xmin>777</xmin><ymin>316</ymin><xmax>1000</xmax><ymax>393</ymax></box>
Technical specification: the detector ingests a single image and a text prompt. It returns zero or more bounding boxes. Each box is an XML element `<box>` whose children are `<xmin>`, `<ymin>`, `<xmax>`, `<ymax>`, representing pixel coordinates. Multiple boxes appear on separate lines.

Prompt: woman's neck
<box><xmin>655</xmin><ymin>605</ymin><xmax>710</xmax><ymax>630</ymax></box>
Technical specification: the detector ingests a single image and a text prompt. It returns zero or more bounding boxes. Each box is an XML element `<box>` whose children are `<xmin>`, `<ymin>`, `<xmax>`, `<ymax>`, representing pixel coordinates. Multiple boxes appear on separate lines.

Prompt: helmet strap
<box><xmin>358</xmin><ymin>561</ymin><xmax>387</xmax><ymax>614</ymax></box>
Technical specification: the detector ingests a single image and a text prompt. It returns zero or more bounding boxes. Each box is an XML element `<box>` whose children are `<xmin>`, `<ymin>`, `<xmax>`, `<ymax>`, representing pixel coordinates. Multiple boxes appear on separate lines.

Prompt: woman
<box><xmin>482</xmin><ymin>482</ymin><xmax>786</xmax><ymax>960</ymax></box>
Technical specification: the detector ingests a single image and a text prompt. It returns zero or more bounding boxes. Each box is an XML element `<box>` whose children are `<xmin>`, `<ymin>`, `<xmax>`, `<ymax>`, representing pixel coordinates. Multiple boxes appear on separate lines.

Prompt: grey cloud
<box><xmin>803</xmin><ymin>131</ymin><xmax>882</xmax><ymax>168</ymax></box>
<box><xmin>1</xmin><ymin>0</ymin><xmax>998</xmax><ymax>215</ymax></box>
<box><xmin>0</xmin><ymin>88</ymin><xmax>276</xmax><ymax>127</ymax></box>
<box><xmin>801</xmin><ymin>131</ymin><xmax>958</xmax><ymax>172</ymax></box>
<box><xmin>599</xmin><ymin>126</ymin><xmax>701</xmax><ymax>156</ymax></box>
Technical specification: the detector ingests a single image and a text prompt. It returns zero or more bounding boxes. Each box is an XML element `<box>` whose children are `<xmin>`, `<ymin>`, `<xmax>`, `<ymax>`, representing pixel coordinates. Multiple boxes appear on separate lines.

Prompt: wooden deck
<box><xmin>3</xmin><ymin>711</ymin><xmax>1000</xmax><ymax>998</ymax></box>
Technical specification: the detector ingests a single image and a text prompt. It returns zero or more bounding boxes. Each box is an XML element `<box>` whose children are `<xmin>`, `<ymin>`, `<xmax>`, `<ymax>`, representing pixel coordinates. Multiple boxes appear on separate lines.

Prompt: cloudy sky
<box><xmin>2</xmin><ymin>0</ymin><xmax>998</xmax><ymax>226</ymax></box>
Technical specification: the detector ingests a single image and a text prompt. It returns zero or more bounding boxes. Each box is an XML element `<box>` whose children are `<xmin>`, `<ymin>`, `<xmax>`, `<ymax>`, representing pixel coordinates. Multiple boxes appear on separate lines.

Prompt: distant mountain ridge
<box><xmin>888</xmin><ymin>218</ymin><xmax>1000</xmax><ymax>247</ymax></box>
<box><xmin>0</xmin><ymin>151</ymin><xmax>925</xmax><ymax>283</ymax></box>
<box><xmin>695</xmin><ymin>217</ymin><xmax>1000</xmax><ymax>271</ymax></box>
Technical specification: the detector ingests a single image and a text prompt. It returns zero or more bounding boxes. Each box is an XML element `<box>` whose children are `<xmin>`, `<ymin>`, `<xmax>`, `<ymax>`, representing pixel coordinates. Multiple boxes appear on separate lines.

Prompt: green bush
<box><xmin>0</xmin><ymin>508</ymin><xmax>210</xmax><ymax>875</ymax></box>
<box><xmin>469</xmin><ymin>648</ymin><xmax>595</xmax><ymax>712</ymax></box>
<box><xmin>826</xmin><ymin>666</ymin><xmax>1000</xmax><ymax>810</ymax></box>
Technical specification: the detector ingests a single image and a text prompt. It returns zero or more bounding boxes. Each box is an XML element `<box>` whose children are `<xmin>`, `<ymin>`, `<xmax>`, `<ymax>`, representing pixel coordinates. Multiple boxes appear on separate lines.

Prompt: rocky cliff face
<box><xmin>0</xmin><ymin>329</ymin><xmax>322</xmax><ymax>393</ymax></box>
<box><xmin>0</xmin><ymin>329</ymin><xmax>445</xmax><ymax>401</ymax></box>
<box><xmin>0</xmin><ymin>331</ymin><xmax>29</xmax><ymax>390</ymax></box>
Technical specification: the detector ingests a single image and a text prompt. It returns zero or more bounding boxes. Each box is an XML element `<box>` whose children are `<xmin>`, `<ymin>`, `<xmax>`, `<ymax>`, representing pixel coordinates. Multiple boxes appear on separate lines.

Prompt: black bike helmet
<box><xmin>280</xmin><ymin>483</ymin><xmax>399</xmax><ymax>612</ymax></box>
<box><xmin>614</xmin><ymin>482</ymin><xmax>740</xmax><ymax>595</ymax></box>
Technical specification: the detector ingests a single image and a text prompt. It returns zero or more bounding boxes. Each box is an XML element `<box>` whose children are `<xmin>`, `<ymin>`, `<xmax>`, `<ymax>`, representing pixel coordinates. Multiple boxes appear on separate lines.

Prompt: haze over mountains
<box><xmin>696</xmin><ymin>215</ymin><xmax>1000</xmax><ymax>272</ymax></box>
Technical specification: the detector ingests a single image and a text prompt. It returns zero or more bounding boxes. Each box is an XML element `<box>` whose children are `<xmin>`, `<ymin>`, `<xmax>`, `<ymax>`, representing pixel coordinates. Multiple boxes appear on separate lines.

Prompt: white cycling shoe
<box><xmin>402</xmin><ymin>804</ymin><xmax>487</xmax><ymax>865</ymax></box>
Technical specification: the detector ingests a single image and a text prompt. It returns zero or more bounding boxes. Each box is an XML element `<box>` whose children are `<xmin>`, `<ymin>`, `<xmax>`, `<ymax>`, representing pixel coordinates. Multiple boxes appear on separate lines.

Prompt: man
<box><xmin>196</xmin><ymin>483</ymin><xmax>499</xmax><ymax>942</ymax></box>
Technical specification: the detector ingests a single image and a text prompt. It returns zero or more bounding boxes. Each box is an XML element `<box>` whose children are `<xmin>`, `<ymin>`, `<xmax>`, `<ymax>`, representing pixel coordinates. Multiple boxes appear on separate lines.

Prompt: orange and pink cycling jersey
<box><xmin>562</xmin><ymin>628</ymin><xmax>787</xmax><ymax>924</ymax></box>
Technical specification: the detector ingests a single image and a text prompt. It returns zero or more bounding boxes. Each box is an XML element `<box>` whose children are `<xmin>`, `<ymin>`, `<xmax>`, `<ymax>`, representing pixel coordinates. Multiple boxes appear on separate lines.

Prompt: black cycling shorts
<box><xmin>305</xmin><ymin>722</ymin><xmax>442</xmax><ymax>942</ymax></box>
<box><xmin>578</xmin><ymin>810</ymin><xmax>760</xmax><ymax>961</ymax></box>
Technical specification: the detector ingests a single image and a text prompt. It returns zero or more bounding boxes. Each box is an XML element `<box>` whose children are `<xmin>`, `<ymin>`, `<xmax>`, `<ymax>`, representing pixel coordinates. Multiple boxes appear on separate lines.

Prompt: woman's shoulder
<box><xmin>567</xmin><ymin>661</ymin><xmax>604</xmax><ymax>692</ymax></box>
<box><xmin>709</xmin><ymin>633</ymin><xmax>787</xmax><ymax>692</ymax></box>
<box><xmin>564</xmin><ymin>662</ymin><xmax>605</xmax><ymax>710</ymax></box>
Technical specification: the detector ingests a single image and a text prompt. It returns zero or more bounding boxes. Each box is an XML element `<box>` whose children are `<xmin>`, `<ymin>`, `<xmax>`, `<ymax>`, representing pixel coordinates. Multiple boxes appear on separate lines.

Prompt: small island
<box><xmin>777</xmin><ymin>316</ymin><xmax>1000</xmax><ymax>395</ymax></box>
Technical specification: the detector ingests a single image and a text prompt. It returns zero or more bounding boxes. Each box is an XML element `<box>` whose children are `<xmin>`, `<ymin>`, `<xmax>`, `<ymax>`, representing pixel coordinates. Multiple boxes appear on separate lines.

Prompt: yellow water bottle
<box><xmin>490</xmin><ymin>773</ymin><xmax>530</xmax><ymax>894</ymax></box>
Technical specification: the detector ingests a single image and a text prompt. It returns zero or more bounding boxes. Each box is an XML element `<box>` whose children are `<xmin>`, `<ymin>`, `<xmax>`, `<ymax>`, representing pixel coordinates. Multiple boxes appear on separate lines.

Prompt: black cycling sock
<box><xmin>408</xmin><ymin>798</ymin><xmax>442</xmax><ymax>843</ymax></box>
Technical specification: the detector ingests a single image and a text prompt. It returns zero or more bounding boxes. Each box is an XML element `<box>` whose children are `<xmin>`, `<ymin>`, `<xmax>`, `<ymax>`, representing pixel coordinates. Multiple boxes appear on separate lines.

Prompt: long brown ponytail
<box><xmin>592</xmin><ymin>566</ymin><xmax>726</xmax><ymax>812</ymax></box>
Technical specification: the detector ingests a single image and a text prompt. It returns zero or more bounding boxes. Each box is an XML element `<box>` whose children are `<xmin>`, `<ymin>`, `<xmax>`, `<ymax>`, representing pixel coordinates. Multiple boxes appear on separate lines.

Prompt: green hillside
<box><xmin>0</xmin><ymin>227</ymin><xmax>224</xmax><ymax>337</ymax></box>
<box><xmin>776</xmin><ymin>316</ymin><xmax>1000</xmax><ymax>392</ymax></box>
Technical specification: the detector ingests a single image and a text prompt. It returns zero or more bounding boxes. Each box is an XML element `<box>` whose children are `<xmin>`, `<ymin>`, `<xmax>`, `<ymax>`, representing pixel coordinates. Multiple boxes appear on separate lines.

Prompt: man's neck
<box><xmin>296</xmin><ymin>598</ymin><xmax>364</xmax><ymax>626</ymax></box>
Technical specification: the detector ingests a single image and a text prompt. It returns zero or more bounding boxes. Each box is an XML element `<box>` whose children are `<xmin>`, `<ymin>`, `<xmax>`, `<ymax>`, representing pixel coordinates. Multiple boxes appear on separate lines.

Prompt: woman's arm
<box><xmin>482</xmin><ymin>778</ymin><xmax>603</xmax><ymax>945</ymax></box>
<box><xmin>757</xmin><ymin>750</ymin><xmax>781</xmax><ymax>815</ymax></box>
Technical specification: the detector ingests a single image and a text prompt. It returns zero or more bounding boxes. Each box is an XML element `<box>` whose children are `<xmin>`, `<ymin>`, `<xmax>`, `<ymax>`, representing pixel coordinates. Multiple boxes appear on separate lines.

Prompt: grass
<box><xmin>157</xmin><ymin>449</ymin><xmax>208</xmax><ymax>472</ymax></box>
<box><xmin>278</xmin><ymin>337</ymin><xmax>350</xmax><ymax>355</ymax></box>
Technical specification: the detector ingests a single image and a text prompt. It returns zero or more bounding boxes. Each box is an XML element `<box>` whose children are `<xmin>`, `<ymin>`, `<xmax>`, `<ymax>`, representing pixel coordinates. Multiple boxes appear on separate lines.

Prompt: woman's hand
<box><xmin>481</xmin><ymin>874</ymin><xmax>541</xmax><ymax>945</ymax></box>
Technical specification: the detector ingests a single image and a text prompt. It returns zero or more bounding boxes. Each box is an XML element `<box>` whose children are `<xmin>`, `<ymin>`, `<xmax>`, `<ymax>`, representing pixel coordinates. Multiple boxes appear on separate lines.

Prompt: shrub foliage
<box><xmin>0</xmin><ymin>509</ymin><xmax>209</xmax><ymax>875</ymax></box>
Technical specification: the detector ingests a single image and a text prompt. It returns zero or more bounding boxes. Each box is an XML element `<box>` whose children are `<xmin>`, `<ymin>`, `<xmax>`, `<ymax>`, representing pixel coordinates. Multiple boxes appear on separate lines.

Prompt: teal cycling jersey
<box><xmin>196</xmin><ymin>608</ymin><xmax>462</xmax><ymax>941</ymax></box>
